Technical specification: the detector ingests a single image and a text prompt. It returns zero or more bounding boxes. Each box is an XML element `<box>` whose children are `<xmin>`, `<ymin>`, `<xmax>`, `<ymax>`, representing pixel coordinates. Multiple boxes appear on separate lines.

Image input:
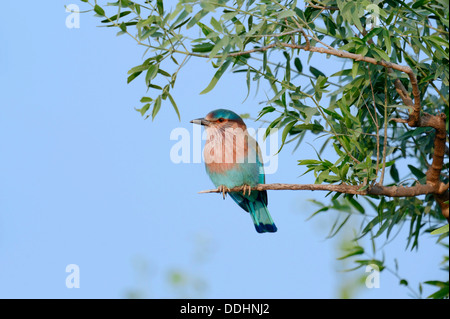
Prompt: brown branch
<box><xmin>199</xmin><ymin>183</ymin><xmax>438</xmax><ymax>197</ymax></box>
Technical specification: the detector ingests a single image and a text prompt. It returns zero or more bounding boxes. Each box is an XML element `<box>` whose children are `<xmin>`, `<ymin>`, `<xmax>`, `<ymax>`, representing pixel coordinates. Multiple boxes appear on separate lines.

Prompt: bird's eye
<box><xmin>218</xmin><ymin>118</ymin><xmax>225</xmax><ymax>123</ymax></box>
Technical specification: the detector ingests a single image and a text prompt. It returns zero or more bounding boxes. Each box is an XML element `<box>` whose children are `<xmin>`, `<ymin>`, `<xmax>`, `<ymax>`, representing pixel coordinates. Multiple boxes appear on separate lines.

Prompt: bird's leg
<box><xmin>242</xmin><ymin>184</ymin><xmax>252</xmax><ymax>196</ymax></box>
<box><xmin>217</xmin><ymin>185</ymin><xmax>230</xmax><ymax>199</ymax></box>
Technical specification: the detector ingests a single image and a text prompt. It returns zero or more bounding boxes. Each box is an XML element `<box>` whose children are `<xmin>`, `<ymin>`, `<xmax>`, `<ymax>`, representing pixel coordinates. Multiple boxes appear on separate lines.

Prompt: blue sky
<box><xmin>0</xmin><ymin>1</ymin><xmax>447</xmax><ymax>299</ymax></box>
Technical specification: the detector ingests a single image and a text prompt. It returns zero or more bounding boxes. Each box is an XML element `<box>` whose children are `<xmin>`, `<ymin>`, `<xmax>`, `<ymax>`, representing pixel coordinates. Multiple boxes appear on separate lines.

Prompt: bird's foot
<box><xmin>217</xmin><ymin>185</ymin><xmax>230</xmax><ymax>199</ymax></box>
<box><xmin>242</xmin><ymin>184</ymin><xmax>252</xmax><ymax>196</ymax></box>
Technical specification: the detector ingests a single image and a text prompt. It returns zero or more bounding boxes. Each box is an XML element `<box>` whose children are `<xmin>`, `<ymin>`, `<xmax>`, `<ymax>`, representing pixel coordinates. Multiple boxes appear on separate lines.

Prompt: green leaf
<box><xmin>100</xmin><ymin>11</ymin><xmax>131</xmax><ymax>23</ymax></box>
<box><xmin>135</xmin><ymin>103</ymin><xmax>150</xmax><ymax>116</ymax></box>
<box><xmin>257</xmin><ymin>106</ymin><xmax>276</xmax><ymax>120</ymax></box>
<box><xmin>152</xmin><ymin>96</ymin><xmax>162</xmax><ymax>120</ymax></box>
<box><xmin>127</xmin><ymin>71</ymin><xmax>142</xmax><ymax>84</ymax></box>
<box><xmin>400</xmin><ymin>279</ymin><xmax>408</xmax><ymax>286</ymax></box>
<box><xmin>279</xmin><ymin>120</ymin><xmax>297</xmax><ymax>151</ymax></box>
<box><xmin>148</xmin><ymin>84</ymin><xmax>162</xmax><ymax>90</ymax></box>
<box><xmin>337</xmin><ymin>246</ymin><xmax>364</xmax><ymax>260</ymax></box>
<box><xmin>156</xmin><ymin>0</ymin><xmax>164</xmax><ymax>15</ymax></box>
<box><xmin>383</xmin><ymin>29</ymin><xmax>392</xmax><ymax>56</ymax></box>
<box><xmin>140</xmin><ymin>97</ymin><xmax>153</xmax><ymax>103</ymax></box>
<box><xmin>167</xmin><ymin>93</ymin><xmax>181</xmax><ymax>121</ymax></box>
<box><xmin>186</xmin><ymin>10</ymin><xmax>208</xmax><ymax>29</ymax></box>
<box><xmin>200</xmin><ymin>58</ymin><xmax>232</xmax><ymax>95</ymax></box>
<box><xmin>200</xmin><ymin>1</ymin><xmax>216</xmax><ymax>12</ymax></box>
<box><xmin>209</xmin><ymin>36</ymin><xmax>230</xmax><ymax>59</ymax></box>
<box><xmin>424</xmin><ymin>281</ymin><xmax>449</xmax><ymax>299</ymax></box>
<box><xmin>358</xmin><ymin>184</ymin><xmax>369</xmax><ymax>192</ymax></box>
<box><xmin>430</xmin><ymin>224</ymin><xmax>449</xmax><ymax>235</ymax></box>
<box><xmin>222</xmin><ymin>11</ymin><xmax>238</xmax><ymax>20</ymax></box>
<box><xmin>327</xmin><ymin>214</ymin><xmax>351</xmax><ymax>238</ymax></box>
<box><xmin>145</xmin><ymin>64</ymin><xmax>159</xmax><ymax>86</ymax></box>
<box><xmin>157</xmin><ymin>68</ymin><xmax>171</xmax><ymax>77</ymax></box>
<box><xmin>371</xmin><ymin>47</ymin><xmax>390</xmax><ymax>62</ymax></box>
<box><xmin>348</xmin><ymin>196</ymin><xmax>365</xmax><ymax>214</ymax></box>
<box><xmin>351</xmin><ymin>62</ymin><xmax>359</xmax><ymax>79</ymax></box>
<box><xmin>291</xmin><ymin>123</ymin><xmax>324</xmax><ymax>133</ymax></box>
<box><xmin>298</xmin><ymin>159</ymin><xmax>322</xmax><ymax>165</ymax></box>
<box><xmin>309</xmin><ymin>66</ymin><xmax>325</xmax><ymax>78</ymax></box>
<box><xmin>390</xmin><ymin>164</ymin><xmax>400</xmax><ymax>183</ymax></box>
<box><xmin>407</xmin><ymin>165</ymin><xmax>426</xmax><ymax>180</ymax></box>
<box><xmin>94</xmin><ymin>5</ymin><xmax>105</xmax><ymax>16</ymax></box>
<box><xmin>210</xmin><ymin>16</ymin><xmax>223</xmax><ymax>33</ymax></box>
<box><xmin>362</xmin><ymin>27</ymin><xmax>382</xmax><ymax>43</ymax></box>
<box><xmin>128</xmin><ymin>64</ymin><xmax>149</xmax><ymax>75</ymax></box>
<box><xmin>192</xmin><ymin>42</ymin><xmax>215</xmax><ymax>53</ymax></box>
<box><xmin>277</xmin><ymin>10</ymin><xmax>296</xmax><ymax>19</ymax></box>
<box><xmin>294</xmin><ymin>57</ymin><xmax>303</xmax><ymax>73</ymax></box>
<box><xmin>412</xmin><ymin>0</ymin><xmax>430</xmax><ymax>9</ymax></box>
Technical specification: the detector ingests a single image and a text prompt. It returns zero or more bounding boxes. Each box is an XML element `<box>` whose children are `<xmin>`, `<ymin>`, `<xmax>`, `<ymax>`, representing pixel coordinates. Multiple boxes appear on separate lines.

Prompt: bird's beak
<box><xmin>190</xmin><ymin>118</ymin><xmax>210</xmax><ymax>126</ymax></box>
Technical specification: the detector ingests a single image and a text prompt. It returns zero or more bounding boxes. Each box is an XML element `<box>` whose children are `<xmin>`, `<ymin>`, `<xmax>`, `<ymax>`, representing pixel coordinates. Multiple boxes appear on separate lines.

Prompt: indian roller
<box><xmin>191</xmin><ymin>109</ymin><xmax>277</xmax><ymax>233</ymax></box>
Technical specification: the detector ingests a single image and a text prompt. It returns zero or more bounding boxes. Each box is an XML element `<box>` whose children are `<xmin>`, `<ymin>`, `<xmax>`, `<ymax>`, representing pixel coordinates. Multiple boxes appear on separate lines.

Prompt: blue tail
<box><xmin>229</xmin><ymin>190</ymin><xmax>277</xmax><ymax>233</ymax></box>
<box><xmin>248</xmin><ymin>200</ymin><xmax>277</xmax><ymax>233</ymax></box>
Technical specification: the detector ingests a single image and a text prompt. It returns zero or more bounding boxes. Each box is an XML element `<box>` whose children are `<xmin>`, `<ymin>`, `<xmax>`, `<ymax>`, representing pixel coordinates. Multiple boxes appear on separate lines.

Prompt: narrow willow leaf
<box><xmin>371</xmin><ymin>47</ymin><xmax>390</xmax><ymax>61</ymax></box>
<box><xmin>327</xmin><ymin>214</ymin><xmax>351</xmax><ymax>238</ymax></box>
<box><xmin>145</xmin><ymin>64</ymin><xmax>159</xmax><ymax>86</ymax></box>
<box><xmin>348</xmin><ymin>196</ymin><xmax>365</xmax><ymax>214</ymax></box>
<box><xmin>186</xmin><ymin>10</ymin><xmax>207</xmax><ymax>29</ymax></box>
<box><xmin>337</xmin><ymin>246</ymin><xmax>364</xmax><ymax>260</ymax></box>
<box><xmin>277</xmin><ymin>10</ymin><xmax>295</xmax><ymax>19</ymax></box>
<box><xmin>383</xmin><ymin>29</ymin><xmax>392</xmax><ymax>56</ymax></box>
<box><xmin>127</xmin><ymin>71</ymin><xmax>142</xmax><ymax>83</ymax></box>
<box><xmin>156</xmin><ymin>0</ymin><xmax>164</xmax><ymax>15</ymax></box>
<box><xmin>352</xmin><ymin>62</ymin><xmax>359</xmax><ymax>79</ymax></box>
<box><xmin>140</xmin><ymin>97</ymin><xmax>153</xmax><ymax>103</ymax></box>
<box><xmin>257</xmin><ymin>106</ymin><xmax>276</xmax><ymax>120</ymax></box>
<box><xmin>283</xmin><ymin>51</ymin><xmax>291</xmax><ymax>83</ymax></box>
<box><xmin>210</xmin><ymin>16</ymin><xmax>223</xmax><ymax>33</ymax></box>
<box><xmin>222</xmin><ymin>11</ymin><xmax>238</xmax><ymax>20</ymax></box>
<box><xmin>148</xmin><ymin>84</ymin><xmax>162</xmax><ymax>90</ymax></box>
<box><xmin>200</xmin><ymin>58</ymin><xmax>232</xmax><ymax>95</ymax></box>
<box><xmin>192</xmin><ymin>42</ymin><xmax>215</xmax><ymax>53</ymax></box>
<box><xmin>152</xmin><ymin>96</ymin><xmax>162</xmax><ymax>120</ymax></box>
<box><xmin>243</xmin><ymin>68</ymin><xmax>251</xmax><ymax>102</ymax></box>
<box><xmin>209</xmin><ymin>36</ymin><xmax>230</xmax><ymax>59</ymax></box>
<box><xmin>407</xmin><ymin>164</ymin><xmax>426</xmax><ymax>180</ymax></box>
<box><xmin>135</xmin><ymin>103</ymin><xmax>150</xmax><ymax>116</ymax></box>
<box><xmin>100</xmin><ymin>11</ymin><xmax>131</xmax><ymax>23</ymax></box>
<box><xmin>430</xmin><ymin>224</ymin><xmax>449</xmax><ymax>235</ymax></box>
<box><xmin>167</xmin><ymin>93</ymin><xmax>181</xmax><ymax>121</ymax></box>
<box><xmin>309</xmin><ymin>66</ymin><xmax>325</xmax><ymax>78</ymax></box>
<box><xmin>279</xmin><ymin>120</ymin><xmax>297</xmax><ymax>152</ymax></box>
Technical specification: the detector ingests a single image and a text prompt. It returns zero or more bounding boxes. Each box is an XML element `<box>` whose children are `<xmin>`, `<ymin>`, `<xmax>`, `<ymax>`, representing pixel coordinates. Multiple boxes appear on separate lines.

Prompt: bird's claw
<box><xmin>217</xmin><ymin>185</ymin><xmax>230</xmax><ymax>199</ymax></box>
<box><xmin>242</xmin><ymin>184</ymin><xmax>252</xmax><ymax>196</ymax></box>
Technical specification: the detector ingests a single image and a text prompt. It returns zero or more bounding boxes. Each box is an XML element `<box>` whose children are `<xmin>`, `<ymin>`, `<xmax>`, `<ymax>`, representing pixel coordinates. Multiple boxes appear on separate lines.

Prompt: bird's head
<box><xmin>190</xmin><ymin>109</ymin><xmax>246</xmax><ymax>130</ymax></box>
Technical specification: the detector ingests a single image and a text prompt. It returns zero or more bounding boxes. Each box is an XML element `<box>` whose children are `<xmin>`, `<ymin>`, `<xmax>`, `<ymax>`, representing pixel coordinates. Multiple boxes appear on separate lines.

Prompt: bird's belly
<box><xmin>206</xmin><ymin>163</ymin><xmax>259</xmax><ymax>188</ymax></box>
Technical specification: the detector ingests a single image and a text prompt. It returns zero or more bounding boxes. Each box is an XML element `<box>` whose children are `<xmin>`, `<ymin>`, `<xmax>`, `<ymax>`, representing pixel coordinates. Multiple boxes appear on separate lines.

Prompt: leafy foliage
<box><xmin>82</xmin><ymin>0</ymin><xmax>449</xmax><ymax>298</ymax></box>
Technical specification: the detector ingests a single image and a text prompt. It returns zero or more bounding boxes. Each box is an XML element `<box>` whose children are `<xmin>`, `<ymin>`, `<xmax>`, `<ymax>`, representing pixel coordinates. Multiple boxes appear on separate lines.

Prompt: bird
<box><xmin>191</xmin><ymin>109</ymin><xmax>277</xmax><ymax>233</ymax></box>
